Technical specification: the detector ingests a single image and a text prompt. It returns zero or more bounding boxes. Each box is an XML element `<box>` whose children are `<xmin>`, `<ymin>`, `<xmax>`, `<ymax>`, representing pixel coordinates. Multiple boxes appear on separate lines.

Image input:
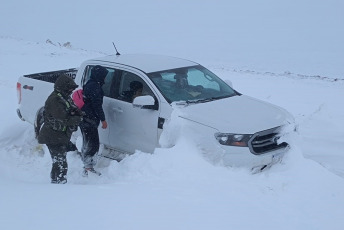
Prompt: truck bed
<box><xmin>23</xmin><ymin>68</ymin><xmax>78</xmax><ymax>83</ymax></box>
<box><xmin>17</xmin><ymin>68</ymin><xmax>78</xmax><ymax>124</ymax></box>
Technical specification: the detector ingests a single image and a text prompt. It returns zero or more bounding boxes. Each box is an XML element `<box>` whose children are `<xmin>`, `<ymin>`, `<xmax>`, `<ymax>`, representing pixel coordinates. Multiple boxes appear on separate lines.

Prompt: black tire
<box><xmin>34</xmin><ymin>107</ymin><xmax>45</xmax><ymax>139</ymax></box>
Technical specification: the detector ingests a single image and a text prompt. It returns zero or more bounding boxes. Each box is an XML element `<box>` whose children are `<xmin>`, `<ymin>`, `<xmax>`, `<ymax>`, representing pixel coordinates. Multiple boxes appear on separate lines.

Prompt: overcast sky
<box><xmin>2</xmin><ymin>0</ymin><xmax>344</xmax><ymax>78</ymax></box>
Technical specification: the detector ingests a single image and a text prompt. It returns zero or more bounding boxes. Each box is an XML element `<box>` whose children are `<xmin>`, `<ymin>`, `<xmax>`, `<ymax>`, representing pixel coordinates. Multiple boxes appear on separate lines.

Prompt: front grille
<box><xmin>248</xmin><ymin>127</ymin><xmax>288</xmax><ymax>155</ymax></box>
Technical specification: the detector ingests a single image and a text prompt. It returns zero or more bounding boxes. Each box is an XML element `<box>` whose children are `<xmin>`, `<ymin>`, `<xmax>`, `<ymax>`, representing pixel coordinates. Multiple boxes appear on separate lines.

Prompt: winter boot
<box><xmin>51</xmin><ymin>178</ymin><xmax>67</xmax><ymax>184</ymax></box>
<box><xmin>82</xmin><ymin>167</ymin><xmax>101</xmax><ymax>177</ymax></box>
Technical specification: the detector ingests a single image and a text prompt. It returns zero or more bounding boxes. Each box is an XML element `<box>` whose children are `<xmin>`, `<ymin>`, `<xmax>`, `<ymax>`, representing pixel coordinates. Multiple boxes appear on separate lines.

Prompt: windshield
<box><xmin>147</xmin><ymin>65</ymin><xmax>238</xmax><ymax>103</ymax></box>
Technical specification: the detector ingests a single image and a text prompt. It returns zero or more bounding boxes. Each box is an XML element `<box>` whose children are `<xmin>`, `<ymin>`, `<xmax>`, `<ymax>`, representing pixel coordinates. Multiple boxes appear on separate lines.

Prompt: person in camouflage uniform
<box><xmin>38</xmin><ymin>74</ymin><xmax>83</xmax><ymax>184</ymax></box>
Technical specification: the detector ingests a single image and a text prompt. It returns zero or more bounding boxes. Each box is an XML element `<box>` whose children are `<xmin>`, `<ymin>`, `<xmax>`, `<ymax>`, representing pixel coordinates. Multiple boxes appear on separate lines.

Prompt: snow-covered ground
<box><xmin>1</xmin><ymin>37</ymin><xmax>343</xmax><ymax>230</ymax></box>
<box><xmin>1</xmin><ymin>1</ymin><xmax>344</xmax><ymax>229</ymax></box>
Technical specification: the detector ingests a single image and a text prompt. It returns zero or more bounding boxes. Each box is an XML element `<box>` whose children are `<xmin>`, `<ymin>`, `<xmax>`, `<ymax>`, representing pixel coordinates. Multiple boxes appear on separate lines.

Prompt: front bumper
<box><xmin>219</xmin><ymin>144</ymin><xmax>287</xmax><ymax>168</ymax></box>
<box><xmin>215</xmin><ymin>126</ymin><xmax>290</xmax><ymax>168</ymax></box>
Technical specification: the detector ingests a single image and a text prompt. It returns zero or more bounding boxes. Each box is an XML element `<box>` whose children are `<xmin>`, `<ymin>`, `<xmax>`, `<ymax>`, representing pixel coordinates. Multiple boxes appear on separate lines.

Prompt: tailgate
<box><xmin>17</xmin><ymin>68</ymin><xmax>78</xmax><ymax>124</ymax></box>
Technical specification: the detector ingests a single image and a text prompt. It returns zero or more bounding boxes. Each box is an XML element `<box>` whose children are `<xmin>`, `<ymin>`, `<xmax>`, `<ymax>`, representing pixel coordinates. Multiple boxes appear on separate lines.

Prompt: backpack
<box><xmin>72</xmin><ymin>89</ymin><xmax>84</xmax><ymax>109</ymax></box>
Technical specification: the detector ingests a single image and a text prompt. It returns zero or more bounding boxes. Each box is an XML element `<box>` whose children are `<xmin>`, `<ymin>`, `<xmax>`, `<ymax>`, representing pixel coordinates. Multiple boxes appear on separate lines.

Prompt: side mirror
<box><xmin>224</xmin><ymin>79</ymin><xmax>233</xmax><ymax>88</ymax></box>
<box><xmin>133</xmin><ymin>95</ymin><xmax>157</xmax><ymax>110</ymax></box>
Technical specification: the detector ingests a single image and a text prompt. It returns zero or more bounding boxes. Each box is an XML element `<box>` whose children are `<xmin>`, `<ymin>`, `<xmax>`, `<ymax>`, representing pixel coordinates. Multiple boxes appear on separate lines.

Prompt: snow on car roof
<box><xmin>90</xmin><ymin>54</ymin><xmax>199</xmax><ymax>73</ymax></box>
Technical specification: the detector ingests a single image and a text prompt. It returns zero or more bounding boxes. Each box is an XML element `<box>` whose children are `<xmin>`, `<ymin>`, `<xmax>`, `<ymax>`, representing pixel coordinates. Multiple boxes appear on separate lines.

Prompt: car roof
<box><xmin>89</xmin><ymin>54</ymin><xmax>199</xmax><ymax>73</ymax></box>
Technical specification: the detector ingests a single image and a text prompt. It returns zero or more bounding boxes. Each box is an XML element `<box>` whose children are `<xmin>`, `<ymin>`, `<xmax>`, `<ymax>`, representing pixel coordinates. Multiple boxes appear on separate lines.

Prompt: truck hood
<box><xmin>178</xmin><ymin>95</ymin><xmax>293</xmax><ymax>134</ymax></box>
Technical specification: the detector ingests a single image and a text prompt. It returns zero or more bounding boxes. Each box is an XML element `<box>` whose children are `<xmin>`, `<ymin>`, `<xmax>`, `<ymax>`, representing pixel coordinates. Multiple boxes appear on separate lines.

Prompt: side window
<box><xmin>82</xmin><ymin>65</ymin><xmax>116</xmax><ymax>97</ymax></box>
<box><xmin>116</xmin><ymin>71</ymin><xmax>154</xmax><ymax>103</ymax></box>
<box><xmin>102</xmin><ymin>69</ymin><xmax>115</xmax><ymax>97</ymax></box>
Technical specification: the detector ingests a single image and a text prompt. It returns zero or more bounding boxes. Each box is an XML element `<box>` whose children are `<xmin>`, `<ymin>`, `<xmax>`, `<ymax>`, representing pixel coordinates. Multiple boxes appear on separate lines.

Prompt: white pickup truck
<box><xmin>17</xmin><ymin>54</ymin><xmax>294</xmax><ymax>170</ymax></box>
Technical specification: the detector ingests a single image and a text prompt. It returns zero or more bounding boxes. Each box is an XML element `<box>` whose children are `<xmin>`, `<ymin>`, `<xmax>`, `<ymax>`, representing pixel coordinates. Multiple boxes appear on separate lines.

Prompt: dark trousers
<box><xmin>47</xmin><ymin>144</ymin><xmax>68</xmax><ymax>183</ymax></box>
<box><xmin>80</xmin><ymin>122</ymin><xmax>99</xmax><ymax>168</ymax></box>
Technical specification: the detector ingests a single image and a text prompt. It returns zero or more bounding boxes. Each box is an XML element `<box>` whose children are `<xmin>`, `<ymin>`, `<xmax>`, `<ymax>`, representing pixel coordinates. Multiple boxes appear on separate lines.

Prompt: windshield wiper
<box><xmin>176</xmin><ymin>94</ymin><xmax>237</xmax><ymax>106</ymax></box>
<box><xmin>185</xmin><ymin>97</ymin><xmax>218</xmax><ymax>104</ymax></box>
<box><xmin>186</xmin><ymin>94</ymin><xmax>238</xmax><ymax>104</ymax></box>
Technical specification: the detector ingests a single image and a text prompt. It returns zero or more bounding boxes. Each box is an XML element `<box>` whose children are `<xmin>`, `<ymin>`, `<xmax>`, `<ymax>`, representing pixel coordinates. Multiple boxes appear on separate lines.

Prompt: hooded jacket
<box><xmin>38</xmin><ymin>74</ymin><xmax>82</xmax><ymax>145</ymax></box>
<box><xmin>81</xmin><ymin>65</ymin><xmax>108</xmax><ymax>126</ymax></box>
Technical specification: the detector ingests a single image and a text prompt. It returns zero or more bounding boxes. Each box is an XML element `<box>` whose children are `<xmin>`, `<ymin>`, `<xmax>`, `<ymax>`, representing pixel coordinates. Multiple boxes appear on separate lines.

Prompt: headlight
<box><xmin>214</xmin><ymin>133</ymin><xmax>252</xmax><ymax>147</ymax></box>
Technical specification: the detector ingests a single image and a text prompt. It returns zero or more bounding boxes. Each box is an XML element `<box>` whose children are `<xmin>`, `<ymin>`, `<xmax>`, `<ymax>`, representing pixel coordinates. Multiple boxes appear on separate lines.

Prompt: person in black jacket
<box><xmin>38</xmin><ymin>74</ymin><xmax>83</xmax><ymax>184</ymax></box>
<box><xmin>80</xmin><ymin>65</ymin><xmax>108</xmax><ymax>176</ymax></box>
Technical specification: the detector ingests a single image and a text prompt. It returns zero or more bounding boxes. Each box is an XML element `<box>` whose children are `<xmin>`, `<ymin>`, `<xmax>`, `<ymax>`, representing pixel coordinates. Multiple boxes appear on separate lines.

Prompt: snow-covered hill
<box><xmin>0</xmin><ymin>37</ymin><xmax>343</xmax><ymax>230</ymax></box>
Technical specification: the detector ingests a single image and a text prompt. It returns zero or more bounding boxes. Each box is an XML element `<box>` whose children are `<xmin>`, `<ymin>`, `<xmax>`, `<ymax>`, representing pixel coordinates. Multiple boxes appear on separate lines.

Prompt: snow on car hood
<box><xmin>178</xmin><ymin>95</ymin><xmax>293</xmax><ymax>134</ymax></box>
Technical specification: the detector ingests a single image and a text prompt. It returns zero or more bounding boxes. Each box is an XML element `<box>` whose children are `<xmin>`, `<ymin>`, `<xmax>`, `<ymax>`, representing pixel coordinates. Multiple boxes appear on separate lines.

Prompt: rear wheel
<box><xmin>34</xmin><ymin>106</ymin><xmax>45</xmax><ymax>139</ymax></box>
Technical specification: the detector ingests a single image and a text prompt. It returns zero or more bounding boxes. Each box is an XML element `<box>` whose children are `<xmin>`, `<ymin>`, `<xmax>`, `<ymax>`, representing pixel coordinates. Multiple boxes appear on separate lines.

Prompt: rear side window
<box><xmin>82</xmin><ymin>65</ymin><xmax>116</xmax><ymax>98</ymax></box>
